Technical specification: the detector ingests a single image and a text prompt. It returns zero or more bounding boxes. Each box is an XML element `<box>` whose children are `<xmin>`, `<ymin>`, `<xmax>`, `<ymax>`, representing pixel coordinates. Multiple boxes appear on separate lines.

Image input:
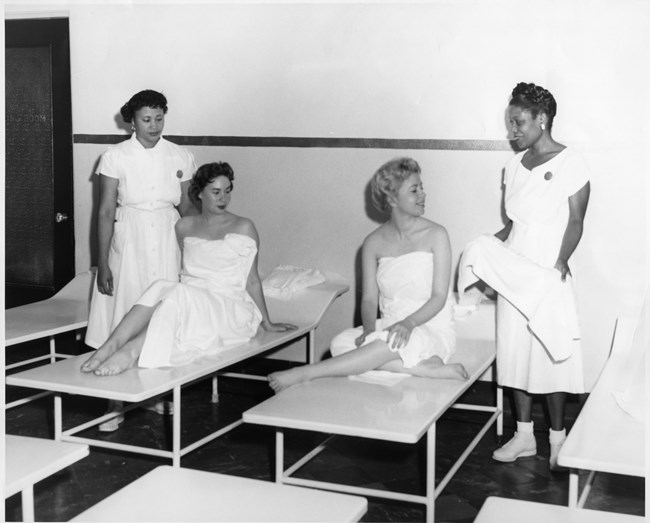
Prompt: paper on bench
<box><xmin>349</xmin><ymin>370</ymin><xmax>410</xmax><ymax>386</ymax></box>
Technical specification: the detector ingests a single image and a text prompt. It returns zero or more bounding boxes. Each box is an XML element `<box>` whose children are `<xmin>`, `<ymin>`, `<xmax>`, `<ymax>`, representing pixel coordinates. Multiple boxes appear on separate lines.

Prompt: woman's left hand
<box><xmin>261</xmin><ymin>321</ymin><xmax>298</xmax><ymax>333</ymax></box>
<box><xmin>385</xmin><ymin>318</ymin><xmax>415</xmax><ymax>350</ymax></box>
<box><xmin>554</xmin><ymin>258</ymin><xmax>571</xmax><ymax>282</ymax></box>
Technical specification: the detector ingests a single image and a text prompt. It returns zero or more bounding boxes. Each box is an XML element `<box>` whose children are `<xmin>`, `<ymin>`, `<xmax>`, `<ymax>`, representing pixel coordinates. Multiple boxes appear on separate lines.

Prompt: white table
<box><xmin>474</xmin><ymin>496</ymin><xmax>645</xmax><ymax>523</ymax></box>
<box><xmin>558</xmin><ymin>316</ymin><xmax>646</xmax><ymax>508</ymax></box>
<box><xmin>71</xmin><ymin>465</ymin><xmax>367</xmax><ymax>522</ymax></box>
<box><xmin>4</xmin><ymin>435</ymin><xmax>89</xmax><ymax>522</ymax></box>
<box><xmin>5</xmin><ymin>270</ymin><xmax>95</xmax><ymax>409</ymax></box>
<box><xmin>243</xmin><ymin>305</ymin><xmax>500</xmax><ymax>523</ymax></box>
<box><xmin>6</xmin><ymin>282</ymin><xmax>348</xmax><ymax>466</ymax></box>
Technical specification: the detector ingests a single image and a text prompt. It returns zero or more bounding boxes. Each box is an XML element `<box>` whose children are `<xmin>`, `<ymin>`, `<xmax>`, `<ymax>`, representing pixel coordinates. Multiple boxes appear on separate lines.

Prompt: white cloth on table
<box><xmin>262</xmin><ymin>265</ymin><xmax>325</xmax><ymax>299</ymax></box>
<box><xmin>489</xmin><ymin>147</ymin><xmax>589</xmax><ymax>394</ymax></box>
<box><xmin>85</xmin><ymin>134</ymin><xmax>196</xmax><ymax>348</ymax></box>
<box><xmin>136</xmin><ymin>233</ymin><xmax>262</xmax><ymax>368</ymax></box>
<box><xmin>331</xmin><ymin>251</ymin><xmax>455</xmax><ymax>369</ymax></box>
<box><xmin>459</xmin><ymin>234</ymin><xmax>580</xmax><ymax>362</ymax></box>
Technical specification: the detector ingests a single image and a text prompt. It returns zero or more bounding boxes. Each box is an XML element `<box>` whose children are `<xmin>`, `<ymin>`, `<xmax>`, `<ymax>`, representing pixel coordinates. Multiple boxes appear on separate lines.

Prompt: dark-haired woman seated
<box><xmin>82</xmin><ymin>162</ymin><xmax>296</xmax><ymax>376</ymax></box>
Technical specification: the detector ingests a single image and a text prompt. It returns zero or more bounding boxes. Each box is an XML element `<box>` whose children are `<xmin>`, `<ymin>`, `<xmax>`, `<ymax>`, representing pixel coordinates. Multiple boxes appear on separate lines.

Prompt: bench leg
<box><xmin>172</xmin><ymin>386</ymin><xmax>181</xmax><ymax>467</ymax></box>
<box><xmin>49</xmin><ymin>336</ymin><xmax>56</xmax><ymax>364</ymax></box>
<box><xmin>54</xmin><ymin>395</ymin><xmax>63</xmax><ymax>440</ymax></box>
<box><xmin>496</xmin><ymin>384</ymin><xmax>503</xmax><ymax>439</ymax></box>
<box><xmin>21</xmin><ymin>485</ymin><xmax>35</xmax><ymax>522</ymax></box>
<box><xmin>211</xmin><ymin>376</ymin><xmax>219</xmax><ymax>403</ymax></box>
<box><xmin>275</xmin><ymin>430</ymin><xmax>285</xmax><ymax>483</ymax></box>
<box><xmin>425</xmin><ymin>424</ymin><xmax>436</xmax><ymax>523</ymax></box>
<box><xmin>307</xmin><ymin>331</ymin><xmax>315</xmax><ymax>364</ymax></box>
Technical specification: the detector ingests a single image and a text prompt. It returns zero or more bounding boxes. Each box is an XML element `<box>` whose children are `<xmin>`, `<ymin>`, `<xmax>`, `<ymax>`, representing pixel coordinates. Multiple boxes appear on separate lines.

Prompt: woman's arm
<box><xmin>243</xmin><ymin>220</ymin><xmax>296</xmax><ymax>332</ymax></box>
<box><xmin>177</xmin><ymin>180</ymin><xmax>198</xmax><ymax>217</ymax></box>
<box><xmin>555</xmin><ymin>181</ymin><xmax>590</xmax><ymax>281</ymax></box>
<box><xmin>385</xmin><ymin>225</ymin><xmax>452</xmax><ymax>349</ymax></box>
<box><xmin>356</xmin><ymin>236</ymin><xmax>381</xmax><ymax>346</ymax></box>
<box><xmin>96</xmin><ymin>175</ymin><xmax>119</xmax><ymax>295</ymax></box>
<box><xmin>494</xmin><ymin>220</ymin><xmax>513</xmax><ymax>242</ymax></box>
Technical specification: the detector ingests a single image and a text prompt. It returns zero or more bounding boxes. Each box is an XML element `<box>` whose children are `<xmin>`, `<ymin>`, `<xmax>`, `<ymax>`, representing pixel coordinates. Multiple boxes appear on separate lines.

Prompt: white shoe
<box><xmin>142</xmin><ymin>400</ymin><xmax>173</xmax><ymax>415</ymax></box>
<box><xmin>492</xmin><ymin>431</ymin><xmax>537</xmax><ymax>462</ymax></box>
<box><xmin>549</xmin><ymin>429</ymin><xmax>567</xmax><ymax>471</ymax></box>
<box><xmin>98</xmin><ymin>413</ymin><xmax>125</xmax><ymax>432</ymax></box>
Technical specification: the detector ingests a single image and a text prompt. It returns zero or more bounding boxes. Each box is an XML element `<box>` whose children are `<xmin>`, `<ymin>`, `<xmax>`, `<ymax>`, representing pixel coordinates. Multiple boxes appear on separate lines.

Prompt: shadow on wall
<box><xmin>351</xmin><ymin>179</ymin><xmax>391</xmax><ymax>327</ymax></box>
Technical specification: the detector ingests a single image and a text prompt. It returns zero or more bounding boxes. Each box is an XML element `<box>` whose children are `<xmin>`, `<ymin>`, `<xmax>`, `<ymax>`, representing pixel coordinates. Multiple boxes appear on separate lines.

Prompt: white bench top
<box><xmin>5</xmin><ymin>270</ymin><xmax>95</xmax><ymax>346</ymax></box>
<box><xmin>71</xmin><ymin>465</ymin><xmax>367</xmax><ymax>522</ymax></box>
<box><xmin>474</xmin><ymin>496</ymin><xmax>645</xmax><ymax>522</ymax></box>
<box><xmin>4</xmin><ymin>435</ymin><xmax>89</xmax><ymax>498</ymax></box>
<box><xmin>243</xmin><ymin>335</ymin><xmax>496</xmax><ymax>443</ymax></box>
<box><xmin>558</xmin><ymin>317</ymin><xmax>645</xmax><ymax>477</ymax></box>
<box><xmin>6</xmin><ymin>282</ymin><xmax>348</xmax><ymax>402</ymax></box>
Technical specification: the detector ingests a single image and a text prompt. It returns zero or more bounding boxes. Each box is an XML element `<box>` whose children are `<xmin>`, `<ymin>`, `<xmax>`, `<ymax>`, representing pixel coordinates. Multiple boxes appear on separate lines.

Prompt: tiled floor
<box><xmin>4</xmin><ymin>341</ymin><xmax>646</xmax><ymax>522</ymax></box>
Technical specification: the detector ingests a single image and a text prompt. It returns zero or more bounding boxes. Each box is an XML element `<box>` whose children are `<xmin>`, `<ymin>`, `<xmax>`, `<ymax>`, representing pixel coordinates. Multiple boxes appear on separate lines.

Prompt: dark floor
<box><xmin>4</xmin><ymin>337</ymin><xmax>646</xmax><ymax>522</ymax></box>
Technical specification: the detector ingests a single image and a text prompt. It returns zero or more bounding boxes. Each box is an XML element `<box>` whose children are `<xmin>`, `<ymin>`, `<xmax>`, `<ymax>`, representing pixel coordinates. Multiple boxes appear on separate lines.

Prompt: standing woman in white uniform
<box><xmin>492</xmin><ymin>83</ymin><xmax>590</xmax><ymax>470</ymax></box>
<box><xmin>85</xmin><ymin>89</ymin><xmax>197</xmax><ymax>430</ymax></box>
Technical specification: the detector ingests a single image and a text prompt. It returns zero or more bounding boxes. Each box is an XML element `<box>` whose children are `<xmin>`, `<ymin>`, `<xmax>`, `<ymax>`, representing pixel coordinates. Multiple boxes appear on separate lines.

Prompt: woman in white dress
<box><xmin>82</xmin><ymin>162</ymin><xmax>296</xmax><ymax>376</ymax></box>
<box><xmin>84</xmin><ymin>90</ymin><xmax>197</xmax><ymax>429</ymax></box>
<box><xmin>268</xmin><ymin>157</ymin><xmax>468</xmax><ymax>393</ymax></box>
<box><xmin>491</xmin><ymin>83</ymin><xmax>590</xmax><ymax>470</ymax></box>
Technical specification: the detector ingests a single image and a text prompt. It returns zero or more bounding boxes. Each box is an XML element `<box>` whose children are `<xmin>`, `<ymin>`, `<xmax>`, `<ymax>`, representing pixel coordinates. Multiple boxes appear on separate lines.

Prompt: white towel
<box><xmin>262</xmin><ymin>265</ymin><xmax>326</xmax><ymax>299</ymax></box>
<box><xmin>459</xmin><ymin>235</ymin><xmax>580</xmax><ymax>362</ymax></box>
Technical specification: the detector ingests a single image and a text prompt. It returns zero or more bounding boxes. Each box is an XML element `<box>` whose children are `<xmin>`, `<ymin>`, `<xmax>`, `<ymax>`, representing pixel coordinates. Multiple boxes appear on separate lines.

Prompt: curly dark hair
<box><xmin>189</xmin><ymin>162</ymin><xmax>235</xmax><ymax>203</ymax></box>
<box><xmin>120</xmin><ymin>90</ymin><xmax>168</xmax><ymax>123</ymax></box>
<box><xmin>509</xmin><ymin>82</ymin><xmax>557</xmax><ymax>130</ymax></box>
<box><xmin>370</xmin><ymin>157</ymin><xmax>421</xmax><ymax>212</ymax></box>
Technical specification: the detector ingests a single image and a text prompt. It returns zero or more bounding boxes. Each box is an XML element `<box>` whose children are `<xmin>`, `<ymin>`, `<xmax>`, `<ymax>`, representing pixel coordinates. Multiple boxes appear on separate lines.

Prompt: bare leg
<box><xmin>512</xmin><ymin>388</ymin><xmax>533</xmax><ymax>423</ymax></box>
<box><xmin>81</xmin><ymin>305</ymin><xmax>156</xmax><ymax>372</ymax></box>
<box><xmin>268</xmin><ymin>341</ymin><xmax>468</xmax><ymax>393</ymax></box>
<box><xmin>268</xmin><ymin>340</ymin><xmax>398</xmax><ymax>393</ymax></box>
<box><xmin>545</xmin><ymin>392</ymin><xmax>566</xmax><ymax>431</ymax></box>
<box><xmin>380</xmin><ymin>356</ymin><xmax>469</xmax><ymax>380</ymax></box>
<box><xmin>94</xmin><ymin>326</ymin><xmax>148</xmax><ymax>376</ymax></box>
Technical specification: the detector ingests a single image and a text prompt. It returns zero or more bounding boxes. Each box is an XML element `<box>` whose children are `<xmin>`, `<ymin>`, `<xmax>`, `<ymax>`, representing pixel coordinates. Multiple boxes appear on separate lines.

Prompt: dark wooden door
<box><xmin>5</xmin><ymin>18</ymin><xmax>74</xmax><ymax>307</ymax></box>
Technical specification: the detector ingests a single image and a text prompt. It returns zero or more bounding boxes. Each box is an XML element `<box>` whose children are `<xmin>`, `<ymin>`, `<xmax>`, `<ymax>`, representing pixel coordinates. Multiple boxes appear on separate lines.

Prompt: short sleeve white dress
<box><xmin>85</xmin><ymin>134</ymin><xmax>197</xmax><ymax>348</ymax></box>
<box><xmin>497</xmin><ymin>148</ymin><xmax>589</xmax><ymax>393</ymax></box>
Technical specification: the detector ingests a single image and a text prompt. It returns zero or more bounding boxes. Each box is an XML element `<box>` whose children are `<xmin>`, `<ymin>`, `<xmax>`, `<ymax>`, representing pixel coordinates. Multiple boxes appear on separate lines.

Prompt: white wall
<box><xmin>8</xmin><ymin>0</ymin><xmax>649</xmax><ymax>389</ymax></box>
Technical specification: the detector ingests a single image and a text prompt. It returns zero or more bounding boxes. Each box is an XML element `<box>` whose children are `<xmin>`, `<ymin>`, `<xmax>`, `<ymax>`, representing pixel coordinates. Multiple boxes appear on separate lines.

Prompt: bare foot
<box><xmin>94</xmin><ymin>345</ymin><xmax>140</xmax><ymax>376</ymax></box>
<box><xmin>438</xmin><ymin>363</ymin><xmax>469</xmax><ymax>380</ymax></box>
<box><xmin>267</xmin><ymin>368</ymin><xmax>307</xmax><ymax>394</ymax></box>
<box><xmin>81</xmin><ymin>343</ymin><xmax>120</xmax><ymax>373</ymax></box>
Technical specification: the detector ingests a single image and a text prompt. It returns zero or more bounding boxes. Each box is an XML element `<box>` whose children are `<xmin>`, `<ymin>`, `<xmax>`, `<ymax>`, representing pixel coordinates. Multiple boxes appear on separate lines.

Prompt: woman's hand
<box><xmin>96</xmin><ymin>265</ymin><xmax>114</xmax><ymax>295</ymax></box>
<box><xmin>354</xmin><ymin>329</ymin><xmax>373</xmax><ymax>347</ymax></box>
<box><xmin>261</xmin><ymin>320</ymin><xmax>298</xmax><ymax>333</ymax></box>
<box><xmin>385</xmin><ymin>318</ymin><xmax>416</xmax><ymax>350</ymax></box>
<box><xmin>554</xmin><ymin>258</ymin><xmax>571</xmax><ymax>282</ymax></box>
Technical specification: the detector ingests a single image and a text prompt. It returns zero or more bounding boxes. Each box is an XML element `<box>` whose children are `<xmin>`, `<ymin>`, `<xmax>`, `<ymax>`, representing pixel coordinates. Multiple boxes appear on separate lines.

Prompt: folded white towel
<box><xmin>459</xmin><ymin>234</ymin><xmax>580</xmax><ymax>362</ymax></box>
<box><xmin>262</xmin><ymin>265</ymin><xmax>326</xmax><ymax>299</ymax></box>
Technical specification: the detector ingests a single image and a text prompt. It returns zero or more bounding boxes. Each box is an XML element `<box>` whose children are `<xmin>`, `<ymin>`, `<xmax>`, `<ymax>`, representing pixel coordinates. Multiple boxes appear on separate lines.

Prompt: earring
<box><xmin>541</xmin><ymin>122</ymin><xmax>546</xmax><ymax>131</ymax></box>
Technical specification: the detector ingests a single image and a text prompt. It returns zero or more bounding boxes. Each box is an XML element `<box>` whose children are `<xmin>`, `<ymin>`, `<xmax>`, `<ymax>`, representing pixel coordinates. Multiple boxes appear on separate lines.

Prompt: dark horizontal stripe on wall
<box><xmin>74</xmin><ymin>134</ymin><xmax>515</xmax><ymax>151</ymax></box>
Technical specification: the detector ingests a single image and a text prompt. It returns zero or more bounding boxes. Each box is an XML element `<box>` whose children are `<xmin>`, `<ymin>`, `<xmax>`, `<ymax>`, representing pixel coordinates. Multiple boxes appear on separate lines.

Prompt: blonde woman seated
<box><xmin>269</xmin><ymin>157</ymin><xmax>468</xmax><ymax>393</ymax></box>
<box><xmin>82</xmin><ymin>162</ymin><xmax>296</xmax><ymax>376</ymax></box>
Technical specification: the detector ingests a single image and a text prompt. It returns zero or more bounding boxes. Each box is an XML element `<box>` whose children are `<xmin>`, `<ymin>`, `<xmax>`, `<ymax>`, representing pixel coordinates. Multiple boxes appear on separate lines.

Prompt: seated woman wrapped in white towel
<box><xmin>268</xmin><ymin>157</ymin><xmax>468</xmax><ymax>393</ymax></box>
<box><xmin>81</xmin><ymin>162</ymin><xmax>296</xmax><ymax>376</ymax></box>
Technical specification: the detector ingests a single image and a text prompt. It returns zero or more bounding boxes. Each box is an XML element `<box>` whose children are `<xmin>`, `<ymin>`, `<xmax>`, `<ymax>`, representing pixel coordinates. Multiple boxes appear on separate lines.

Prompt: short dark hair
<box><xmin>120</xmin><ymin>90</ymin><xmax>168</xmax><ymax>123</ymax></box>
<box><xmin>370</xmin><ymin>157</ymin><xmax>421</xmax><ymax>212</ymax></box>
<box><xmin>509</xmin><ymin>82</ymin><xmax>557</xmax><ymax>129</ymax></box>
<box><xmin>189</xmin><ymin>162</ymin><xmax>235</xmax><ymax>203</ymax></box>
